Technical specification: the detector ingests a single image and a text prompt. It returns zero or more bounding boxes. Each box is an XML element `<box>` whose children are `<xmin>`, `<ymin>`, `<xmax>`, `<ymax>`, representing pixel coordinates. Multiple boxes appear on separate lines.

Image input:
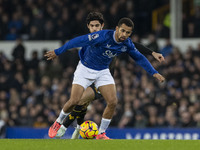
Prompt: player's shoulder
<box><xmin>124</xmin><ymin>37</ymin><xmax>134</xmax><ymax>47</ymax></box>
<box><xmin>97</xmin><ymin>30</ymin><xmax>113</xmax><ymax>37</ymax></box>
<box><xmin>123</xmin><ymin>38</ymin><xmax>139</xmax><ymax>52</ymax></box>
<box><xmin>94</xmin><ymin>30</ymin><xmax>114</xmax><ymax>40</ymax></box>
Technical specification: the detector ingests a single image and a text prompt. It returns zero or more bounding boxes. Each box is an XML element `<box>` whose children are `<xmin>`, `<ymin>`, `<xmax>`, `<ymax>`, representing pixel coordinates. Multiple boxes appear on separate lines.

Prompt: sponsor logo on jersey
<box><xmin>88</xmin><ymin>34</ymin><xmax>99</xmax><ymax>41</ymax></box>
<box><xmin>103</xmin><ymin>50</ymin><xmax>117</xmax><ymax>58</ymax></box>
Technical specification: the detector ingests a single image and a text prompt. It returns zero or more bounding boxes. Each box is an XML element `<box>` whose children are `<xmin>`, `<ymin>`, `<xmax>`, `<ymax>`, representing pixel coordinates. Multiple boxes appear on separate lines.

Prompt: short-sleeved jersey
<box><xmin>55</xmin><ymin>30</ymin><xmax>158</xmax><ymax>76</ymax></box>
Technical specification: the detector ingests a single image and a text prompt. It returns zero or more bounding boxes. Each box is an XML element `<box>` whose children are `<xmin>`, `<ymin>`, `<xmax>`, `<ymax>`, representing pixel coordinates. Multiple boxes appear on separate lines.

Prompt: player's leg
<box><xmin>56</xmin><ymin>86</ymin><xmax>95</xmax><ymax>138</ymax></box>
<box><xmin>71</xmin><ymin>108</ymin><xmax>87</xmax><ymax>139</ymax></box>
<box><xmin>94</xmin><ymin>69</ymin><xmax>117</xmax><ymax>139</ymax></box>
<box><xmin>96</xmin><ymin>84</ymin><xmax>117</xmax><ymax>139</ymax></box>
<box><xmin>49</xmin><ymin>61</ymin><xmax>97</xmax><ymax>138</ymax></box>
<box><xmin>75</xmin><ymin>84</ymin><xmax>102</xmax><ymax>125</ymax></box>
<box><xmin>99</xmin><ymin>84</ymin><xmax>117</xmax><ymax>120</ymax></box>
<box><xmin>73</xmin><ymin>86</ymin><xmax>95</xmax><ymax>126</ymax></box>
<box><xmin>49</xmin><ymin>84</ymin><xmax>84</xmax><ymax>138</ymax></box>
<box><xmin>71</xmin><ymin>85</ymin><xmax>103</xmax><ymax>139</ymax></box>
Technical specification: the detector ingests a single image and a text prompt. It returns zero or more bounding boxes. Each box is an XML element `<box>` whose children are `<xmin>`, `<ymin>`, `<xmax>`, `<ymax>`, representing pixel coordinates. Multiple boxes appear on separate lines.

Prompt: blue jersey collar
<box><xmin>113</xmin><ymin>31</ymin><xmax>122</xmax><ymax>44</ymax></box>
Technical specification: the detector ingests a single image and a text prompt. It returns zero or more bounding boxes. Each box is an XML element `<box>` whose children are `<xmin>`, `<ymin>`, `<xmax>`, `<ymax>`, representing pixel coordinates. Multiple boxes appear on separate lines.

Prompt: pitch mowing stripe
<box><xmin>0</xmin><ymin>139</ymin><xmax>200</xmax><ymax>150</ymax></box>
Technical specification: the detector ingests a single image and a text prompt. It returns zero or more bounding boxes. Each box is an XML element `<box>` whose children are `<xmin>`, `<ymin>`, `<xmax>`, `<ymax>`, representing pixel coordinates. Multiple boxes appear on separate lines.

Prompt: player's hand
<box><xmin>44</xmin><ymin>50</ymin><xmax>57</xmax><ymax>60</ymax></box>
<box><xmin>153</xmin><ymin>73</ymin><xmax>165</xmax><ymax>83</ymax></box>
<box><xmin>152</xmin><ymin>52</ymin><xmax>165</xmax><ymax>63</ymax></box>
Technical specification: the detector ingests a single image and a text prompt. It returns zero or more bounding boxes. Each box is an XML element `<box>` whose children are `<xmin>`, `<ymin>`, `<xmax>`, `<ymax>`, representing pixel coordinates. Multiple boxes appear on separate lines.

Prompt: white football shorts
<box><xmin>72</xmin><ymin>61</ymin><xmax>115</xmax><ymax>89</ymax></box>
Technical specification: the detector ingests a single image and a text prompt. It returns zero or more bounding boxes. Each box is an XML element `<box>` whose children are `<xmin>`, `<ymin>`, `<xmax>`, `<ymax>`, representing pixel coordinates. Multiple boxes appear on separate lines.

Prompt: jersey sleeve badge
<box><xmin>88</xmin><ymin>34</ymin><xmax>99</xmax><ymax>41</ymax></box>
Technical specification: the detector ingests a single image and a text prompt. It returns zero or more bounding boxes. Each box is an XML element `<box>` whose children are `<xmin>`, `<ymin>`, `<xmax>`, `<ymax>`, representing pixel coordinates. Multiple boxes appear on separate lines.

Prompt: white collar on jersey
<box><xmin>113</xmin><ymin>31</ymin><xmax>122</xmax><ymax>44</ymax></box>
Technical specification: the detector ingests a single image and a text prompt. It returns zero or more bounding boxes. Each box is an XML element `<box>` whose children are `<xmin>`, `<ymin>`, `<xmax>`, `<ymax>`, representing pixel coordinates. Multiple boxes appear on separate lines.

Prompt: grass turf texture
<box><xmin>1</xmin><ymin>139</ymin><xmax>200</xmax><ymax>150</ymax></box>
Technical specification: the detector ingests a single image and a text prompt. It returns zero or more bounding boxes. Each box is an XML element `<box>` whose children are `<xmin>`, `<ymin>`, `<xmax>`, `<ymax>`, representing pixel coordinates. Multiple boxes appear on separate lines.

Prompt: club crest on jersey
<box><xmin>121</xmin><ymin>46</ymin><xmax>127</xmax><ymax>52</ymax></box>
<box><xmin>88</xmin><ymin>34</ymin><xmax>99</xmax><ymax>41</ymax></box>
<box><xmin>103</xmin><ymin>50</ymin><xmax>117</xmax><ymax>58</ymax></box>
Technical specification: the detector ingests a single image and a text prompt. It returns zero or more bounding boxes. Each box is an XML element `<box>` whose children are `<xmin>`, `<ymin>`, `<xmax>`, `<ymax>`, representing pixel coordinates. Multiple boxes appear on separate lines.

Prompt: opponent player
<box><xmin>45</xmin><ymin>17</ymin><xmax>165</xmax><ymax>139</ymax></box>
<box><xmin>55</xmin><ymin>12</ymin><xmax>165</xmax><ymax>139</ymax></box>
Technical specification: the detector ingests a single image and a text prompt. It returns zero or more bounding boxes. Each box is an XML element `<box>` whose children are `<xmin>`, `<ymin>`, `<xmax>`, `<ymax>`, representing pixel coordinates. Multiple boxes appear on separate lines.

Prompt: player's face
<box><xmin>115</xmin><ymin>24</ymin><xmax>132</xmax><ymax>42</ymax></box>
<box><xmin>87</xmin><ymin>20</ymin><xmax>104</xmax><ymax>33</ymax></box>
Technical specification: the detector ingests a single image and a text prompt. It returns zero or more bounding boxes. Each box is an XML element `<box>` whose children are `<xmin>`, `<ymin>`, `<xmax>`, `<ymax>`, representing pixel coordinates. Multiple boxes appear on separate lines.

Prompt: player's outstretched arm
<box><xmin>133</xmin><ymin>42</ymin><xmax>165</xmax><ymax>63</ymax></box>
<box><xmin>44</xmin><ymin>50</ymin><xmax>57</xmax><ymax>60</ymax></box>
<box><xmin>152</xmin><ymin>52</ymin><xmax>165</xmax><ymax>63</ymax></box>
<box><xmin>129</xmin><ymin>47</ymin><xmax>165</xmax><ymax>83</ymax></box>
<box><xmin>45</xmin><ymin>31</ymin><xmax>105</xmax><ymax>59</ymax></box>
<box><xmin>153</xmin><ymin>73</ymin><xmax>165</xmax><ymax>82</ymax></box>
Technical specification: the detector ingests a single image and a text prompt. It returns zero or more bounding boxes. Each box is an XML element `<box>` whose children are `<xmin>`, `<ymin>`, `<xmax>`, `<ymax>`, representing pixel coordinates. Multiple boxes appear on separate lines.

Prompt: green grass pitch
<box><xmin>1</xmin><ymin>139</ymin><xmax>200</xmax><ymax>150</ymax></box>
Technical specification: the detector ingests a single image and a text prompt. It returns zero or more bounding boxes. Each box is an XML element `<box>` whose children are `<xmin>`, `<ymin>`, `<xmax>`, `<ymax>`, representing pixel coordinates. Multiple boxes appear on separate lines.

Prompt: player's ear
<box><xmin>116</xmin><ymin>26</ymin><xmax>119</xmax><ymax>31</ymax></box>
<box><xmin>101</xmin><ymin>23</ymin><xmax>104</xmax><ymax>30</ymax></box>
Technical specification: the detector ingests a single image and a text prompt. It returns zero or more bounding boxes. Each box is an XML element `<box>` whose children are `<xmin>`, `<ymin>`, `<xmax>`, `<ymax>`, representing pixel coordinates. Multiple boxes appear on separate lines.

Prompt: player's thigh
<box><xmin>78</xmin><ymin>86</ymin><xmax>95</xmax><ymax>105</ymax></box>
<box><xmin>72</xmin><ymin>61</ymin><xmax>95</xmax><ymax>89</ymax></box>
<box><xmin>94</xmin><ymin>68</ymin><xmax>115</xmax><ymax>90</ymax></box>
<box><xmin>70</xmin><ymin>84</ymin><xmax>85</xmax><ymax>103</ymax></box>
<box><xmin>98</xmin><ymin>84</ymin><xmax>117</xmax><ymax>104</ymax></box>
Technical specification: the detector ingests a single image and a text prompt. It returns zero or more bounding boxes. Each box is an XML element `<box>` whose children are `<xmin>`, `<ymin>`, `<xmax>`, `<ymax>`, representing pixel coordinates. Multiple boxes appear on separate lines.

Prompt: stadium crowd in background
<box><xmin>0</xmin><ymin>0</ymin><xmax>200</xmax><ymax>41</ymax></box>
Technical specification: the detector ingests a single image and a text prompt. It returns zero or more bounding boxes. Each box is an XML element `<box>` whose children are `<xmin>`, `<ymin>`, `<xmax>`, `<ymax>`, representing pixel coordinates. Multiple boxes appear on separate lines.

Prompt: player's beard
<box><xmin>116</xmin><ymin>31</ymin><xmax>126</xmax><ymax>42</ymax></box>
<box><xmin>118</xmin><ymin>36</ymin><xmax>126</xmax><ymax>42</ymax></box>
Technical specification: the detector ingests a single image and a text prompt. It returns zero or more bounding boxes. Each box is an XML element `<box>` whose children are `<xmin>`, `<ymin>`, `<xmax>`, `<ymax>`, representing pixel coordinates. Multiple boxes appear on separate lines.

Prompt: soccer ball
<box><xmin>79</xmin><ymin>120</ymin><xmax>99</xmax><ymax>139</ymax></box>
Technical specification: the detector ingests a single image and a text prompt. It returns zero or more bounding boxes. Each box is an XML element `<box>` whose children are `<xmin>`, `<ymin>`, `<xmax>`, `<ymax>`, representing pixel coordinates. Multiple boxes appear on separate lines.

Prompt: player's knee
<box><xmin>68</xmin><ymin>98</ymin><xmax>79</xmax><ymax>106</ymax></box>
<box><xmin>107</xmin><ymin>97</ymin><xmax>118</xmax><ymax>108</ymax></box>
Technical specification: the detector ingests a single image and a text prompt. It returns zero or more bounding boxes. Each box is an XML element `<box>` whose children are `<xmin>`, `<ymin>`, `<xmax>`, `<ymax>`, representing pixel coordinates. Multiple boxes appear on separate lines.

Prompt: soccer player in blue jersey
<box><xmin>54</xmin><ymin>12</ymin><xmax>165</xmax><ymax>139</ymax></box>
<box><xmin>45</xmin><ymin>17</ymin><xmax>165</xmax><ymax>139</ymax></box>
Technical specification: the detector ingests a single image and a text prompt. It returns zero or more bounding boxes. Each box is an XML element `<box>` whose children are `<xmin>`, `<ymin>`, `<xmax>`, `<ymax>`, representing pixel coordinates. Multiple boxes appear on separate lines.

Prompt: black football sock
<box><xmin>77</xmin><ymin>109</ymin><xmax>87</xmax><ymax>125</ymax></box>
<box><xmin>63</xmin><ymin>105</ymin><xmax>83</xmax><ymax>128</ymax></box>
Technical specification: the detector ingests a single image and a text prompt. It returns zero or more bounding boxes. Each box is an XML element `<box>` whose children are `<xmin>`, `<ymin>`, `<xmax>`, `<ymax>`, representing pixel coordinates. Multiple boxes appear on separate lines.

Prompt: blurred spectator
<box><xmin>134</xmin><ymin>111</ymin><xmax>148</xmax><ymax>128</ymax></box>
<box><xmin>16</xmin><ymin>106</ymin><xmax>29</xmax><ymax>126</ymax></box>
<box><xmin>0</xmin><ymin>14</ymin><xmax>9</xmax><ymax>40</ymax></box>
<box><xmin>154</xmin><ymin>23</ymin><xmax>169</xmax><ymax>38</ymax></box>
<box><xmin>27</xmin><ymin>51</ymin><xmax>39</xmax><ymax>70</ymax></box>
<box><xmin>182</xmin><ymin>5</ymin><xmax>200</xmax><ymax>38</ymax></box>
<box><xmin>160</xmin><ymin>39</ymin><xmax>173</xmax><ymax>57</ymax></box>
<box><xmin>156</xmin><ymin>115</ymin><xmax>166</xmax><ymax>127</ymax></box>
<box><xmin>180</xmin><ymin>111</ymin><xmax>196</xmax><ymax>127</ymax></box>
<box><xmin>118</xmin><ymin>103</ymin><xmax>133</xmax><ymax>128</ymax></box>
<box><xmin>29</xmin><ymin>26</ymin><xmax>41</xmax><ymax>40</ymax></box>
<box><xmin>12</xmin><ymin>38</ymin><xmax>25</xmax><ymax>62</ymax></box>
<box><xmin>21</xmin><ymin>15</ymin><xmax>31</xmax><ymax>40</ymax></box>
<box><xmin>44</xmin><ymin>20</ymin><xmax>56</xmax><ymax>40</ymax></box>
<box><xmin>33</xmin><ymin>116</ymin><xmax>48</xmax><ymax>128</ymax></box>
<box><xmin>5</xmin><ymin>27</ymin><xmax>18</xmax><ymax>40</ymax></box>
<box><xmin>146</xmin><ymin>34</ymin><xmax>159</xmax><ymax>52</ymax></box>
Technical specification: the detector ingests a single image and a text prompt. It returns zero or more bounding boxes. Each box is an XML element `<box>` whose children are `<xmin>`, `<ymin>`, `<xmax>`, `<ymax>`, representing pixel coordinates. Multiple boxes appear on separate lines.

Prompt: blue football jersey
<box><xmin>54</xmin><ymin>30</ymin><xmax>158</xmax><ymax>75</ymax></box>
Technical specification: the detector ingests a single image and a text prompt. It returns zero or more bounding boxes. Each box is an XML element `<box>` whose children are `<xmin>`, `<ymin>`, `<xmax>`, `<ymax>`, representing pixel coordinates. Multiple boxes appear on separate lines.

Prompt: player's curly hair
<box><xmin>86</xmin><ymin>12</ymin><xmax>104</xmax><ymax>25</ymax></box>
<box><xmin>118</xmin><ymin>18</ymin><xmax>134</xmax><ymax>29</ymax></box>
